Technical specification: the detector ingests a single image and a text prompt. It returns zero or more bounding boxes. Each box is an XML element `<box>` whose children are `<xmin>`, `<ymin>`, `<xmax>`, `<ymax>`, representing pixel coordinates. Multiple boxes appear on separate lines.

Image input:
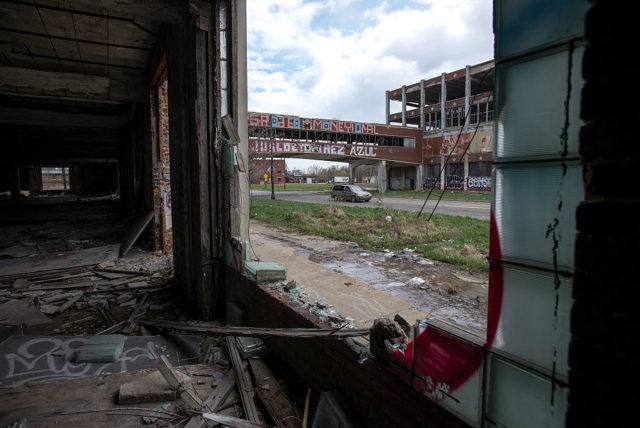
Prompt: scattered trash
<box><xmin>236</xmin><ymin>336</ymin><xmax>267</xmax><ymax>358</ymax></box>
<box><xmin>407</xmin><ymin>277</ymin><xmax>426</xmax><ymax>286</ymax></box>
<box><xmin>385</xmin><ymin>215</ymin><xmax>392</xmax><ymax>222</ymax></box>
<box><xmin>387</xmin><ymin>282</ymin><xmax>405</xmax><ymax>287</ymax></box>
<box><xmin>283</xmin><ymin>279</ymin><xmax>297</xmax><ymax>291</ymax></box>
<box><xmin>369</xmin><ymin>317</ymin><xmax>409</xmax><ymax>365</ymax></box>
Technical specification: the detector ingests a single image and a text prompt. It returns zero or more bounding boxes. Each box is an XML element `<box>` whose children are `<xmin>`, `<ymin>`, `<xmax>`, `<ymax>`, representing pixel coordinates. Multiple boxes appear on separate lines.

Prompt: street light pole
<box><xmin>270</xmin><ymin>135</ymin><xmax>275</xmax><ymax>200</ymax></box>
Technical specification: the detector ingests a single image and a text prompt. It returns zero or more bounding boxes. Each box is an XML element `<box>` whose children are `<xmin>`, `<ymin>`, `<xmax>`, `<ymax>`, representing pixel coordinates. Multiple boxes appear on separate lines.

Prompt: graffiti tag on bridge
<box><xmin>249</xmin><ymin>140</ymin><xmax>377</xmax><ymax>158</ymax></box>
<box><xmin>249</xmin><ymin>112</ymin><xmax>378</xmax><ymax>134</ymax></box>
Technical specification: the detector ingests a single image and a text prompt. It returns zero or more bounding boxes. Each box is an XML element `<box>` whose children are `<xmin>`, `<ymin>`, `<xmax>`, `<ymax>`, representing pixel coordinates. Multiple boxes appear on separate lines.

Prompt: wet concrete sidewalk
<box><xmin>249</xmin><ymin>220</ymin><xmax>488</xmax><ymax>334</ymax></box>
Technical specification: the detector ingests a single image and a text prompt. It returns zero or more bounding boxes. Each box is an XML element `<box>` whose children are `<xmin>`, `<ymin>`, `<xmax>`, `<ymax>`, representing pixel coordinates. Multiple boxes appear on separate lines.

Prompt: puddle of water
<box><xmin>258</xmin><ymin>228</ymin><xmax>488</xmax><ymax>333</ymax></box>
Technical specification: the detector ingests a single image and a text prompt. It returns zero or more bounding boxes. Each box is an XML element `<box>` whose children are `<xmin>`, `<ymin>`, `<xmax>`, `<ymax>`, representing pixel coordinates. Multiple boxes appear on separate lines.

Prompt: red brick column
<box><xmin>153</xmin><ymin>79</ymin><xmax>173</xmax><ymax>254</ymax></box>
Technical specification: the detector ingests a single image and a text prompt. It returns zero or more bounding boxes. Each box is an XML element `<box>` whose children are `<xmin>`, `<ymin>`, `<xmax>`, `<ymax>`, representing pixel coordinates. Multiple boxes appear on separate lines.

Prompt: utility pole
<box><xmin>270</xmin><ymin>132</ymin><xmax>275</xmax><ymax>200</ymax></box>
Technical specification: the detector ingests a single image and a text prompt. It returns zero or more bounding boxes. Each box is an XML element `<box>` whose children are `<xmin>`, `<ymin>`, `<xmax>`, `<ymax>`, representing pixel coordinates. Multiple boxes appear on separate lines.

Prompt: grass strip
<box><xmin>250</xmin><ymin>198</ymin><xmax>489</xmax><ymax>271</ymax></box>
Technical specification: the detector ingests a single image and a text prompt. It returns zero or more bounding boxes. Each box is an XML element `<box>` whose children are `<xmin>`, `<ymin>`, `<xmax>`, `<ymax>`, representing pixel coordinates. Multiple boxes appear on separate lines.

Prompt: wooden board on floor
<box><xmin>0</xmin><ymin>245</ymin><xmax>118</xmax><ymax>278</ymax></box>
<box><xmin>119</xmin><ymin>211</ymin><xmax>154</xmax><ymax>257</ymax></box>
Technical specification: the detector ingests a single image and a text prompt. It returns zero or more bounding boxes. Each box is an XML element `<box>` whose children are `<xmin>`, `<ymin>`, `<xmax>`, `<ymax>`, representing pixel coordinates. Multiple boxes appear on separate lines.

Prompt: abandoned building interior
<box><xmin>0</xmin><ymin>0</ymin><xmax>633</xmax><ymax>427</ymax></box>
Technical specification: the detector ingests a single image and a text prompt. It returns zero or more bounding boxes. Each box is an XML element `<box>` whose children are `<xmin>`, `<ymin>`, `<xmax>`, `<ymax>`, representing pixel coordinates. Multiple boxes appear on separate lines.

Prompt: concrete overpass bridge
<box><xmin>248</xmin><ymin>112</ymin><xmax>424</xmax><ymax>191</ymax></box>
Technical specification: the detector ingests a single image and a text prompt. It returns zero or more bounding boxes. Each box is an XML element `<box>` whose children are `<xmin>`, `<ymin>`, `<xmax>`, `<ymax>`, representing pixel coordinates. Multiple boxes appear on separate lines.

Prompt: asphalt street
<box><xmin>251</xmin><ymin>190</ymin><xmax>490</xmax><ymax>220</ymax></box>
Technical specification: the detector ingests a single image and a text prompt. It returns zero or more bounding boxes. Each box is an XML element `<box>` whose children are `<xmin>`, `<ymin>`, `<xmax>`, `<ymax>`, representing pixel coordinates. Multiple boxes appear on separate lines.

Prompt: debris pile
<box><xmin>0</xmin><ymin>251</ymin><xmax>175</xmax><ymax>336</ymax></box>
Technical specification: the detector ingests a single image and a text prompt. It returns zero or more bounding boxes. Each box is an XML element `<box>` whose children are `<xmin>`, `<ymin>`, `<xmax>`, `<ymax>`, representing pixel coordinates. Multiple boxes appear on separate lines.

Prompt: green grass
<box><xmin>250</xmin><ymin>198</ymin><xmax>489</xmax><ymax>271</ymax></box>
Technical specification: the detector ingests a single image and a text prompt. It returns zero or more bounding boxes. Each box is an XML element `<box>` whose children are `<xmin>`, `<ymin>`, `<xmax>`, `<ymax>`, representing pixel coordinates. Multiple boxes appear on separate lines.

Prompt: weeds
<box><xmin>250</xmin><ymin>198</ymin><xmax>489</xmax><ymax>271</ymax></box>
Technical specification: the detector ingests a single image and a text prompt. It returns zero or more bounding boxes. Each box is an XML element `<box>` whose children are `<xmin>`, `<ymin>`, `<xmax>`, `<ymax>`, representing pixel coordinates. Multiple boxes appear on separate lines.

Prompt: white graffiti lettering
<box><xmin>467</xmin><ymin>176</ymin><xmax>491</xmax><ymax>189</ymax></box>
<box><xmin>2</xmin><ymin>337</ymin><xmax>165</xmax><ymax>386</ymax></box>
<box><xmin>249</xmin><ymin>141</ymin><xmax>377</xmax><ymax>158</ymax></box>
<box><xmin>424</xmin><ymin>376</ymin><xmax>451</xmax><ymax>402</ymax></box>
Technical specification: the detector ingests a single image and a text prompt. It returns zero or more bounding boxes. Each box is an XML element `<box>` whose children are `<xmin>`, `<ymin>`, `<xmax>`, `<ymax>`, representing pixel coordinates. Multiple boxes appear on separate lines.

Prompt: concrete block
<box><xmin>76</xmin><ymin>334</ymin><xmax>126</xmax><ymax>363</ymax></box>
<box><xmin>244</xmin><ymin>261</ymin><xmax>287</xmax><ymax>281</ymax></box>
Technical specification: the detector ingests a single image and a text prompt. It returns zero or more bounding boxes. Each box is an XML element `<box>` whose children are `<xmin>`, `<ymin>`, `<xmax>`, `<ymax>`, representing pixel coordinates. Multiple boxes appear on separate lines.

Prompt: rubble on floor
<box><xmin>0</xmin><ymin>328</ymin><xmax>357</xmax><ymax>428</ymax></box>
<box><xmin>255</xmin><ymin>280</ymin><xmax>357</xmax><ymax>330</ymax></box>
<box><xmin>0</xmin><ymin>240</ymin><xmax>363</xmax><ymax>427</ymax></box>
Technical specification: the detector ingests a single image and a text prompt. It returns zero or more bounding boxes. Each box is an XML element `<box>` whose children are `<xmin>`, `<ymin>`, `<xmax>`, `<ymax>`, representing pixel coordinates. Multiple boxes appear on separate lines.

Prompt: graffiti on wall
<box><xmin>467</xmin><ymin>176</ymin><xmax>491</xmax><ymax>189</ymax></box>
<box><xmin>445</xmin><ymin>175</ymin><xmax>463</xmax><ymax>189</ymax></box>
<box><xmin>440</xmin><ymin>129</ymin><xmax>493</xmax><ymax>155</ymax></box>
<box><xmin>249</xmin><ymin>140</ymin><xmax>377</xmax><ymax>158</ymax></box>
<box><xmin>249</xmin><ymin>112</ymin><xmax>378</xmax><ymax>135</ymax></box>
<box><xmin>164</xmin><ymin>190</ymin><xmax>172</xmax><ymax>232</ymax></box>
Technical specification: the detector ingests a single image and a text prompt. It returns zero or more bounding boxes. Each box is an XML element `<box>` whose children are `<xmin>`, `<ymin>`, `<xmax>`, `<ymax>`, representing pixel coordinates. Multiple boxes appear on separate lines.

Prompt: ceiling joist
<box><xmin>0</xmin><ymin>105</ymin><xmax>129</xmax><ymax>128</ymax></box>
<box><xmin>0</xmin><ymin>65</ymin><xmax>144</xmax><ymax>102</ymax></box>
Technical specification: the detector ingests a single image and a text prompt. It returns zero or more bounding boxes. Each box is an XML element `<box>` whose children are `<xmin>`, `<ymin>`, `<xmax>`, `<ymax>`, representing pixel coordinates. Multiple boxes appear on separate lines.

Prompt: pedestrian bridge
<box><xmin>248</xmin><ymin>112</ymin><xmax>423</xmax><ymax>164</ymax></box>
<box><xmin>248</xmin><ymin>112</ymin><xmax>425</xmax><ymax>191</ymax></box>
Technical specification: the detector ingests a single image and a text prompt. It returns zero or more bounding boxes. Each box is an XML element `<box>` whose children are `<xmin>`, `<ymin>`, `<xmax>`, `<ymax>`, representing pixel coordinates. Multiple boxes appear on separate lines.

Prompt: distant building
<box><xmin>286</xmin><ymin>174</ymin><xmax>316</xmax><ymax>184</ymax></box>
<box><xmin>249</xmin><ymin>158</ymin><xmax>286</xmax><ymax>184</ymax></box>
<box><xmin>386</xmin><ymin>60</ymin><xmax>494</xmax><ymax>191</ymax></box>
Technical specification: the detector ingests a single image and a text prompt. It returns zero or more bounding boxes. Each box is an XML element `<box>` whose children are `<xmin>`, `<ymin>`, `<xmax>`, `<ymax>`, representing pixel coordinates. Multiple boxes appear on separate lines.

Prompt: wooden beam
<box><xmin>249</xmin><ymin>358</ymin><xmax>302</xmax><ymax>428</ymax></box>
<box><xmin>139</xmin><ymin>319</ymin><xmax>370</xmax><ymax>339</ymax></box>
<box><xmin>0</xmin><ymin>106</ymin><xmax>129</xmax><ymax>128</ymax></box>
<box><xmin>7</xmin><ymin>0</ymin><xmax>187</xmax><ymax>24</ymax></box>
<box><xmin>0</xmin><ymin>66</ymin><xmax>144</xmax><ymax>102</ymax></box>
<box><xmin>226</xmin><ymin>336</ymin><xmax>261</xmax><ymax>424</ymax></box>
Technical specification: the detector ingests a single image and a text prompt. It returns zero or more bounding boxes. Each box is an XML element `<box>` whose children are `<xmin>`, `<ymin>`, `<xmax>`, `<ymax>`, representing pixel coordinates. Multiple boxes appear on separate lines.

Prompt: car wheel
<box><xmin>351</xmin><ymin>195</ymin><xmax>357</xmax><ymax>202</ymax></box>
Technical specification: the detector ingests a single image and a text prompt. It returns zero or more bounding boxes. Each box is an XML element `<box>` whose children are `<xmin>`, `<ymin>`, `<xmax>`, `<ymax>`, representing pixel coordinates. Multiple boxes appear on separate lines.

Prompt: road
<box><xmin>251</xmin><ymin>190</ymin><xmax>490</xmax><ymax>220</ymax></box>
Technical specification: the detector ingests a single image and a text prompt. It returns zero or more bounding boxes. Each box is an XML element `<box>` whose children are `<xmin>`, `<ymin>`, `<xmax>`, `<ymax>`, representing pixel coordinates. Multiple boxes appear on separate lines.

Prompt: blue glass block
<box><xmin>496</xmin><ymin>0</ymin><xmax>588</xmax><ymax>59</ymax></box>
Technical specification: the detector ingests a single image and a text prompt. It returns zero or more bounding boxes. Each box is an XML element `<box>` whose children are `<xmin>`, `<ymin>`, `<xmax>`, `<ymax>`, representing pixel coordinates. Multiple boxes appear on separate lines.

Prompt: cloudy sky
<box><xmin>247</xmin><ymin>0</ymin><xmax>494</xmax><ymax>170</ymax></box>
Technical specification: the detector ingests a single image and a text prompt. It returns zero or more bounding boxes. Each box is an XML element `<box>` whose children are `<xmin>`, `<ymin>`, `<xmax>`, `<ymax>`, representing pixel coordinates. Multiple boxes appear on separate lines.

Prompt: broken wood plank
<box><xmin>58</xmin><ymin>293</ymin><xmax>83</xmax><ymax>314</ymax></box>
<box><xmin>249</xmin><ymin>358</ymin><xmax>301</xmax><ymax>428</ymax></box>
<box><xmin>119</xmin><ymin>210</ymin><xmax>154</xmax><ymax>257</ymax></box>
<box><xmin>184</xmin><ymin>370</ymin><xmax>236</xmax><ymax>428</ymax></box>
<box><xmin>156</xmin><ymin>355</ymin><xmax>183</xmax><ymax>389</ymax></box>
<box><xmin>201</xmin><ymin>412</ymin><xmax>267</xmax><ymax>428</ymax></box>
<box><xmin>155</xmin><ymin>355</ymin><xmax>203</xmax><ymax>410</ymax></box>
<box><xmin>82</xmin><ymin>282</ymin><xmax>173</xmax><ymax>295</ymax></box>
<box><xmin>15</xmin><ymin>281</ymin><xmax>103</xmax><ymax>293</ymax></box>
<box><xmin>139</xmin><ymin>319</ymin><xmax>369</xmax><ymax>339</ymax></box>
<box><xmin>121</xmin><ymin>293</ymin><xmax>149</xmax><ymax>334</ymax></box>
<box><xmin>42</xmin><ymin>292</ymin><xmax>81</xmax><ymax>304</ymax></box>
<box><xmin>302</xmin><ymin>389</ymin><xmax>311</xmax><ymax>428</ymax></box>
<box><xmin>226</xmin><ymin>336</ymin><xmax>261</xmax><ymax>424</ymax></box>
<box><xmin>30</xmin><ymin>271</ymin><xmax>94</xmax><ymax>284</ymax></box>
<box><xmin>93</xmin><ymin>268</ymin><xmax>150</xmax><ymax>276</ymax></box>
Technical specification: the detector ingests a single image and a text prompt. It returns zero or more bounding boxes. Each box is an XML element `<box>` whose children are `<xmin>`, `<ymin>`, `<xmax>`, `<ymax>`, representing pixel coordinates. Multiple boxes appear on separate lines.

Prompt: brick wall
<box><xmin>249</xmin><ymin>158</ymin><xmax>285</xmax><ymax>184</ymax></box>
<box><xmin>225</xmin><ymin>267</ymin><xmax>469</xmax><ymax>427</ymax></box>
<box><xmin>568</xmin><ymin>1</ymin><xmax>636</xmax><ymax>426</ymax></box>
<box><xmin>153</xmin><ymin>79</ymin><xmax>173</xmax><ymax>254</ymax></box>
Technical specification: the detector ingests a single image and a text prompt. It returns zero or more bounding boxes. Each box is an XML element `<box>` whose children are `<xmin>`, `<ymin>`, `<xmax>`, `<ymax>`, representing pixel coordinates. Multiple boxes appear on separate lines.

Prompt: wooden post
<box><xmin>164</xmin><ymin>6</ymin><xmax>223</xmax><ymax>320</ymax></box>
